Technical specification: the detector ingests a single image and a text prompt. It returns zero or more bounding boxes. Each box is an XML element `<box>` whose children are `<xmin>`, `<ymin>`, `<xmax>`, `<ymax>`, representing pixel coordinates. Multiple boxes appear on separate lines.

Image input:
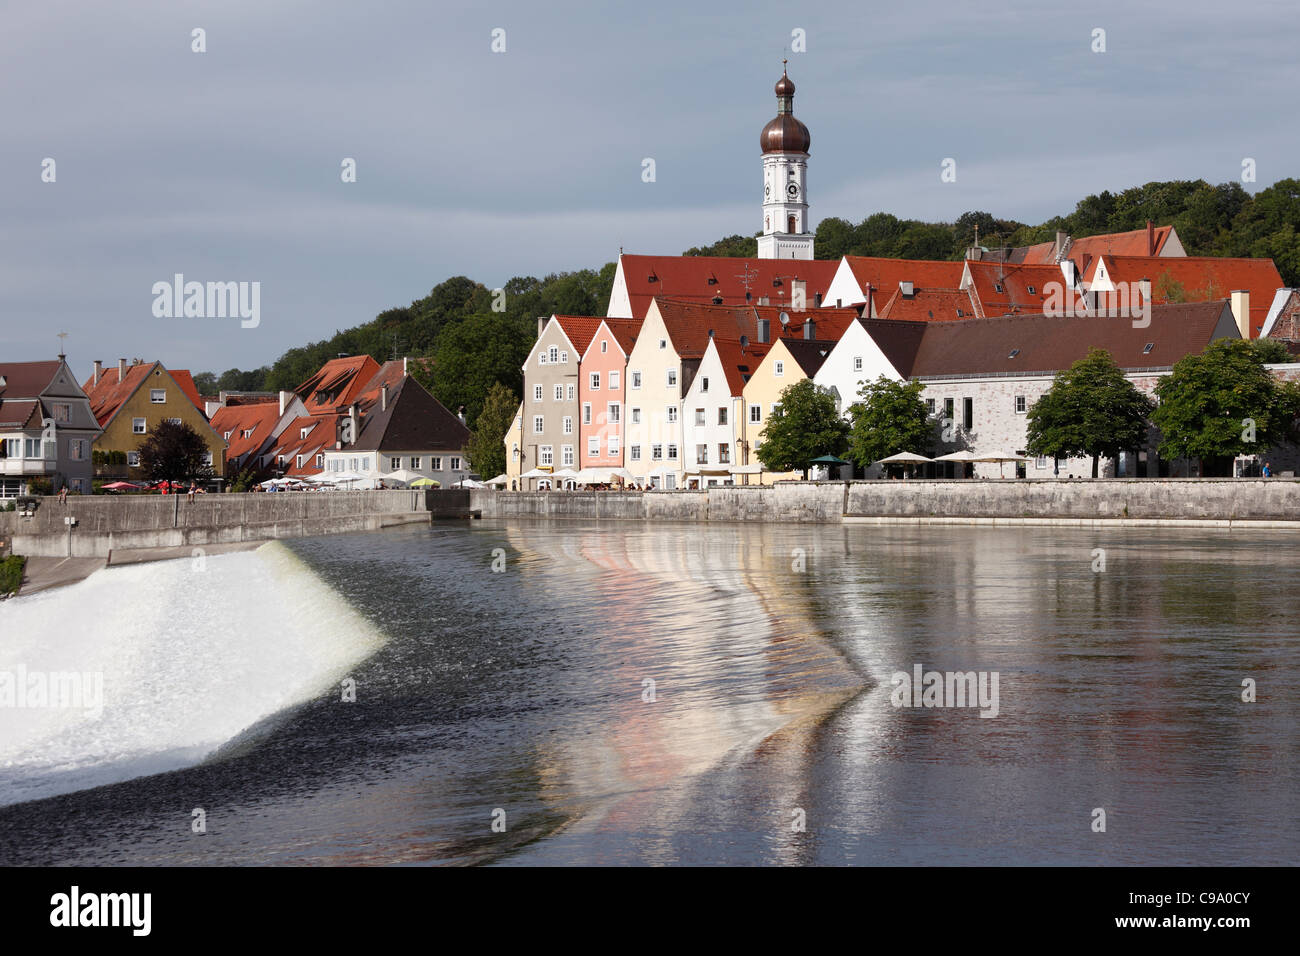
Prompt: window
<box><xmin>533</xmin><ymin>385</ymin><xmax>543</xmax><ymax>402</ymax></box>
<box><xmin>717</xmin><ymin>407</ymin><xmax>727</xmax><ymax>426</ymax></box>
<box><xmin>667</xmin><ymin>369</ymin><xmax>677</xmax><ymax>387</ymax></box>
<box><xmin>554</xmin><ymin>385</ymin><xmax>564</xmax><ymax>401</ymax></box>
<box><xmin>590</xmin><ymin>372</ymin><xmax>601</xmax><ymax>390</ymax></box>
<box><xmin>631</xmin><ymin>371</ymin><xmax>642</xmax><ymax>389</ymax></box>
<box><xmin>631</xmin><ymin>407</ymin><xmax>641</xmax><ymax>424</ymax></box>
<box><xmin>52</xmin><ymin>404</ymin><xmax>70</xmax><ymax>422</ymax></box>
<box><xmin>609</xmin><ymin>371</ymin><xmax>620</xmax><ymax>390</ymax></box>
<box><xmin>718</xmin><ymin>444</ymin><xmax>730</xmax><ymax>464</ymax></box>
<box><xmin>296</xmin><ymin>455</ymin><xmax>305</xmax><ymax>468</ymax></box>
<box><xmin>2</xmin><ymin>438</ymin><xmax>18</xmax><ymax>458</ymax></box>
<box><xmin>540</xmin><ymin>446</ymin><xmax>553</xmax><ymax>466</ymax></box>
<box><xmin>667</xmin><ymin>443</ymin><xmax>678</xmax><ymax>460</ymax></box>
<box><xmin>1143</xmin><ymin>343</ymin><xmax>1155</xmax><ymax>355</ymax></box>
<box><xmin>701</xmin><ymin>376</ymin><xmax>709</xmax><ymax>393</ymax></box>
<box><xmin>601</xmin><ymin>341</ymin><xmax>608</xmax><ymax>354</ymax></box>
<box><xmin>1008</xmin><ymin>349</ymin><xmax>1020</xmax><ymax>359</ymax></box>
<box><xmin>567</xmin><ymin>385</ymin><xmax>576</xmax><ymax>402</ymax></box>
<box><xmin>24</xmin><ymin>438</ymin><xmax>41</xmax><ymax>458</ymax></box>
<box><xmin>666</xmin><ymin>407</ymin><xmax>678</xmax><ymax>423</ymax></box>
<box><xmin>775</xmin><ymin>361</ymin><xmax>784</xmax><ymax>377</ymax></box>
<box><xmin>548</xmin><ymin>346</ymin><xmax>558</xmax><ymax>363</ymax></box>
<box><xmin>300</xmin><ymin>426</ymin><xmax>311</xmax><ymax>440</ymax></box>
<box><xmin>1015</xmin><ymin>395</ymin><xmax>1027</xmax><ymax>414</ymax></box>
<box><xmin>1027</xmin><ymin>285</ymin><xmax>1036</xmax><ymax>295</ymax></box>
<box><xmin>450</xmin><ymin>456</ymin><xmax>461</xmax><ymax>470</ymax></box>
<box><xmin>242</xmin><ymin>428</ymin><xmax>253</xmax><ymax>438</ymax></box>
<box><xmin>607</xmin><ymin>403</ymin><xmax>620</xmax><ymax>423</ymax></box>
<box><xmin>167</xmin><ymin>418</ymin><xmax>182</xmax><ymax>425</ymax></box>
<box><xmin>1036</xmin><ymin>456</ymin><xmax>1048</xmax><ymax>470</ymax></box>
<box><xmin>854</xmin><ymin>357</ymin><xmax>863</xmax><ymax>372</ymax></box>
<box><xmin>652</xmin><ymin>444</ymin><xmax>663</xmax><ymax>460</ymax></box>
<box><xmin>69</xmin><ymin>439</ymin><xmax>88</xmax><ymax>461</ymax></box>
<box><xmin>560</xmin><ymin>351</ymin><xmax>567</xmax><ymax>364</ymax></box>
<box><xmin>608</xmin><ymin>435</ymin><xmax>619</xmax><ymax>455</ymax></box>
<box><xmin>944</xmin><ymin>398</ymin><xmax>954</xmax><ymax>422</ymax></box>
<box><xmin>224</xmin><ymin>431</ymin><xmax>233</xmax><ymax>440</ymax></box>
<box><xmin>750</xmin><ymin>405</ymin><xmax>761</xmax><ymax>423</ymax></box>
<box><xmin>533</xmin><ymin>415</ymin><xmax>544</xmax><ymax>434</ymax></box>
<box><xmin>588</xmin><ymin>436</ymin><xmax>600</xmax><ymax>456</ymax></box>
<box><xmin>994</xmin><ymin>282</ymin><xmax>1004</xmax><ymax>293</ymax></box>
<box><xmin>127</xmin><ymin>451</ymin><xmax>140</xmax><ymax>467</ymax></box>
<box><xmin>150</xmin><ymin>389</ymin><xmax>166</xmax><ymax>403</ymax></box>
<box><xmin>630</xmin><ymin>445</ymin><xmax>642</xmax><ymax>462</ymax></box>
<box><xmin>562</xmin><ymin>445</ymin><xmax>574</xmax><ymax>466</ymax></box>
<box><xmin>695</xmin><ymin>408</ymin><xmax>706</xmax><ymax>426</ymax></box>
<box><xmin>539</xmin><ymin>351</ymin><xmax>548</xmax><ymax>366</ymax></box>
<box><xmin>583</xmin><ymin>403</ymin><xmax>592</xmax><ymax>425</ymax></box>
<box><xmin>659</xmin><ymin>339</ymin><xmax>667</xmax><ymax>350</ymax></box>
<box><xmin>431</xmin><ymin>456</ymin><xmax>443</xmax><ymax>470</ymax></box>
<box><xmin>563</xmin><ymin>416</ymin><xmax>573</xmax><ymax>435</ymax></box>
<box><xmin>963</xmin><ymin>397</ymin><xmax>974</xmax><ymax>430</ymax></box>
<box><xmin>771</xmin><ymin>403</ymin><xmax>781</xmax><ymax>416</ymax></box>
<box><xmin>411</xmin><ymin>457</ymin><xmax>422</xmax><ymax>469</ymax></box>
<box><xmin>390</xmin><ymin>457</ymin><xmax>401</xmax><ymax>470</ymax></box>
<box><xmin>133</xmin><ymin>417</ymin><xmax>146</xmax><ymax>434</ymax></box>
<box><xmin>696</xmin><ymin>444</ymin><xmax>709</xmax><ymax>464</ymax></box>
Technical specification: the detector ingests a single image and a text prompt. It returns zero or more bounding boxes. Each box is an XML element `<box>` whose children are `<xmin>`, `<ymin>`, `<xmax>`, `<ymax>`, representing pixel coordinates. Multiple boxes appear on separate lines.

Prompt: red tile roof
<box><xmin>1094</xmin><ymin>256</ymin><xmax>1282</xmax><ymax>336</ymax></box>
<box><xmin>79</xmin><ymin>361</ymin><xmax>207</xmax><ymax>426</ymax></box>
<box><xmin>1067</xmin><ymin>226</ymin><xmax>1173</xmax><ymax>262</ymax></box>
<box><xmin>963</xmin><ymin>261</ymin><xmax>1067</xmax><ymax>317</ymax></box>
<box><xmin>600</xmin><ymin>318</ymin><xmax>642</xmax><ymax>357</ymax></box>
<box><xmin>170</xmin><ymin>369</ymin><xmax>204</xmax><ymax>413</ymax></box>
<box><xmin>210</xmin><ymin>401</ymin><xmax>281</xmax><ymax>465</ymax></box>
<box><xmin>876</xmin><ymin>288</ymin><xmax>975</xmax><ymax>321</ymax></box>
<box><xmin>710</xmin><ymin>338</ymin><xmax>772</xmax><ymax>396</ymax></box>
<box><xmin>550</xmin><ymin>315</ymin><xmax>606</xmax><ymax>356</ymax></box>
<box><xmin>0</xmin><ymin>361</ymin><xmax>60</xmax><ymax>399</ymax></box>
<box><xmin>618</xmin><ymin>254</ymin><xmax>839</xmax><ymax>318</ymax></box>
<box><xmin>655</xmin><ymin>299</ymin><xmax>858</xmax><ymax>357</ymax></box>
<box><xmin>841</xmin><ymin>257</ymin><xmax>966</xmax><ymax>308</ymax></box>
<box><xmin>294</xmin><ymin>355</ymin><xmax>381</xmax><ymax>413</ymax></box>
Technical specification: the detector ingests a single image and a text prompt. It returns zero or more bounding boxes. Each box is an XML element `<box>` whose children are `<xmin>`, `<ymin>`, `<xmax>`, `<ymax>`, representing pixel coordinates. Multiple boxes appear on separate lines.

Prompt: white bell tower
<box><xmin>757</xmin><ymin>62</ymin><xmax>813</xmax><ymax>261</ymax></box>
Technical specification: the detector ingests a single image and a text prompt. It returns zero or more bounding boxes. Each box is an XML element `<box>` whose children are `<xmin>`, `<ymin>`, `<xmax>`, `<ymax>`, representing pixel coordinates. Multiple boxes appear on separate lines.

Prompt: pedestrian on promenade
<box><xmin>1263</xmin><ymin>461</ymin><xmax>1273</xmax><ymax>477</ymax></box>
<box><xmin>58</xmin><ymin>484</ymin><xmax>67</xmax><ymax>504</ymax></box>
<box><xmin>188</xmin><ymin>482</ymin><xmax>197</xmax><ymax>501</ymax></box>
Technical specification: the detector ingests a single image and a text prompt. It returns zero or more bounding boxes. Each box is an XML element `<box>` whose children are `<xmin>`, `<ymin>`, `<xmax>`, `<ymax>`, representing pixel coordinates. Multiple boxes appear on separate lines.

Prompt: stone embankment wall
<box><xmin>0</xmin><ymin>489</ymin><xmax>468</xmax><ymax>557</ymax></box>
<box><xmin>470</xmin><ymin>479</ymin><xmax>1300</xmax><ymax>525</ymax></box>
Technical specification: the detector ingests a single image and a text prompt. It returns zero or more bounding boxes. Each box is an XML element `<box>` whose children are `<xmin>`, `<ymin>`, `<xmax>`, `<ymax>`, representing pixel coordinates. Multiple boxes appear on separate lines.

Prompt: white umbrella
<box><xmin>453</xmin><ymin>478</ymin><xmax>486</xmax><ymax>488</ymax></box>
<box><xmin>875</xmin><ymin>452</ymin><xmax>933</xmax><ymax>464</ymax></box>
<box><xmin>933</xmin><ymin>450</ymin><xmax>978</xmax><ymax>462</ymax></box>
<box><xmin>519</xmin><ymin>468</ymin><xmax>551</xmax><ymax>480</ymax></box>
<box><xmin>485</xmin><ymin>474</ymin><xmax>509</xmax><ymax>486</ymax></box>
<box><xmin>383</xmin><ymin>468</ymin><xmax>422</xmax><ymax>486</ymax></box>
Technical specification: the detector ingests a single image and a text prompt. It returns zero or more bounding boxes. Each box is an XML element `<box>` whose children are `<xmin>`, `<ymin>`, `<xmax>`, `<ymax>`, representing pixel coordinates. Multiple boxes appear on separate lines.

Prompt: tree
<box><xmin>424</xmin><ymin>312</ymin><xmax>534</xmax><ymax>426</ymax></box>
<box><xmin>1025</xmin><ymin>348</ymin><xmax>1155</xmax><ymax>478</ymax></box>
<box><xmin>755</xmin><ymin>379</ymin><xmax>849</xmax><ymax>478</ymax></box>
<box><xmin>137</xmin><ymin>420</ymin><xmax>213</xmax><ymax>483</ymax></box>
<box><xmin>847</xmin><ymin>376</ymin><xmax>932</xmax><ymax>469</ymax></box>
<box><xmin>1250</xmin><ymin>337</ymin><xmax>1293</xmax><ymax>364</ymax></box>
<box><xmin>683</xmin><ymin>234</ymin><xmax>758</xmax><ymax>258</ymax></box>
<box><xmin>466</xmin><ymin>382</ymin><xmax>517</xmax><ymax>479</ymax></box>
<box><xmin>1152</xmin><ymin>338</ymin><xmax>1300</xmax><ymax>475</ymax></box>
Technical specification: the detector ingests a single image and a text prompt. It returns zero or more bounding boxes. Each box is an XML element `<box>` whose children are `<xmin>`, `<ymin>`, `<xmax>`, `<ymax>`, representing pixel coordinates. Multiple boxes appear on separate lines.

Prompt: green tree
<box><xmin>137</xmin><ymin>420</ymin><xmax>213</xmax><ymax>483</ymax></box>
<box><xmin>424</xmin><ymin>313</ymin><xmax>533</xmax><ymax>426</ymax></box>
<box><xmin>1250</xmin><ymin>337</ymin><xmax>1293</xmax><ymax>364</ymax></box>
<box><xmin>847</xmin><ymin>376</ymin><xmax>932</xmax><ymax>469</ymax></box>
<box><xmin>1025</xmin><ymin>348</ymin><xmax>1155</xmax><ymax>478</ymax></box>
<box><xmin>466</xmin><ymin>382</ymin><xmax>517</xmax><ymax>479</ymax></box>
<box><xmin>683</xmin><ymin>234</ymin><xmax>759</xmax><ymax>258</ymax></box>
<box><xmin>1152</xmin><ymin>338</ymin><xmax>1300</xmax><ymax>475</ymax></box>
<box><xmin>755</xmin><ymin>379</ymin><xmax>849</xmax><ymax>478</ymax></box>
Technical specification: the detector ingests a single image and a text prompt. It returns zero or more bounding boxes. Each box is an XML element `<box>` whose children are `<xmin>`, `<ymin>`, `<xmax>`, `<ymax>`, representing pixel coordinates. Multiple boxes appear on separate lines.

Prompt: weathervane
<box><xmin>57</xmin><ymin>331</ymin><xmax>68</xmax><ymax>359</ymax></box>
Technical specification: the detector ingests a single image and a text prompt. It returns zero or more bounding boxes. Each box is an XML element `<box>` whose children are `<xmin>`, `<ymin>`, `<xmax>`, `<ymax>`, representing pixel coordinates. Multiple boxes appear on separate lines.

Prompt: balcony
<box><xmin>0</xmin><ymin>459</ymin><xmax>55</xmax><ymax>476</ymax></box>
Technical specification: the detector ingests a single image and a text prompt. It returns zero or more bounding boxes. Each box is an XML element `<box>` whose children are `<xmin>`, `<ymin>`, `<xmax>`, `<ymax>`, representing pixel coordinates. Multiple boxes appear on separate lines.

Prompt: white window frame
<box><xmin>133</xmin><ymin>417</ymin><xmax>147</xmax><ymax>434</ymax></box>
<box><xmin>150</xmin><ymin>389</ymin><xmax>166</xmax><ymax>403</ymax></box>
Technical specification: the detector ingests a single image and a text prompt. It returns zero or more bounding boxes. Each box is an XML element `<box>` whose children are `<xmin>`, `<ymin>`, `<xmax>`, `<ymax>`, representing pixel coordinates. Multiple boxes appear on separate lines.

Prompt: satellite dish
<box><xmin>779</xmin><ymin>311</ymin><xmax>790</xmax><ymax>326</ymax></box>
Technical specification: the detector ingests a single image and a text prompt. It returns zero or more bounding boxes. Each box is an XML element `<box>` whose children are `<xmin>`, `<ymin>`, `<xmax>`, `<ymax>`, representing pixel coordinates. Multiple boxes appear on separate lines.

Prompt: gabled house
<box><xmin>578</xmin><ymin>318</ymin><xmax>640</xmax><ymax>471</ymax></box>
<box><xmin>0</xmin><ymin>358</ymin><xmax>102</xmax><ymax>497</ymax></box>
<box><xmin>519</xmin><ymin>314</ymin><xmax>603</xmax><ymax>487</ymax></box>
<box><xmin>678</xmin><ymin>337</ymin><xmax>769</xmax><ymax>488</ymax></box>
<box><xmin>822</xmin><ymin>257</ymin><xmax>966</xmax><ymax>311</ymax></box>
<box><xmin>813</xmin><ymin>318</ymin><xmax>927</xmax><ymax>416</ymax></box>
<box><xmin>743</xmin><ymin>337</ymin><xmax>837</xmax><ymax>483</ymax></box>
<box><xmin>209</xmin><ymin>391</ymin><xmax>307</xmax><ymax>477</ymax></box>
<box><xmin>81</xmin><ymin>359</ymin><xmax>226</xmax><ymax>482</ymax></box>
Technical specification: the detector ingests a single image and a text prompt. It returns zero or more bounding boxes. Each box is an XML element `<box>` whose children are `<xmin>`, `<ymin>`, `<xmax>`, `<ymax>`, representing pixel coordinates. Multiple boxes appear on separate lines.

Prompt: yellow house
<box><xmin>742</xmin><ymin>337</ymin><xmax>837</xmax><ymax>484</ymax></box>
<box><xmin>81</xmin><ymin>359</ymin><xmax>227</xmax><ymax>481</ymax></box>
<box><xmin>503</xmin><ymin>401</ymin><xmax>525</xmax><ymax>489</ymax></box>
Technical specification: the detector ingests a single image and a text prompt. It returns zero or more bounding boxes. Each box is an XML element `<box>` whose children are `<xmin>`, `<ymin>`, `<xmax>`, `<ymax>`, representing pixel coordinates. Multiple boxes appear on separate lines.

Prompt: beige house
<box><xmin>742</xmin><ymin>337</ymin><xmax>837</xmax><ymax>483</ymax></box>
<box><xmin>518</xmin><ymin>315</ymin><xmax>602</xmax><ymax>489</ymax></box>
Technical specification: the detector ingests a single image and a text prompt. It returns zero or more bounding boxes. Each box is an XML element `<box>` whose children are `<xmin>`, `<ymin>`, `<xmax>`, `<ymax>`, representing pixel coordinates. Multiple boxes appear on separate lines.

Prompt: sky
<box><xmin>3</xmin><ymin>0</ymin><xmax>1297</xmax><ymax>381</ymax></box>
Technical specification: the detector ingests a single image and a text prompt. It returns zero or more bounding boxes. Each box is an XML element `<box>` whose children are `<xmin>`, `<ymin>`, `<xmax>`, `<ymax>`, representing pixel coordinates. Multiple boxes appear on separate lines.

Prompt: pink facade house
<box><xmin>579</xmin><ymin>318</ymin><xmax>640</xmax><ymax>470</ymax></box>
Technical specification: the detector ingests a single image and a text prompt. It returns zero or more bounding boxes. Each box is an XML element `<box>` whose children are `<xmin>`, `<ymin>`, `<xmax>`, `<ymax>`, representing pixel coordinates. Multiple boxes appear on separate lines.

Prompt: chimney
<box><xmin>758</xmin><ymin>318</ymin><xmax>770</xmax><ymax>343</ymax></box>
<box><xmin>118</xmin><ymin>358</ymin><xmax>126</xmax><ymax>383</ymax></box>
<box><xmin>402</xmin><ymin>356</ymin><xmax>408</xmax><ymax>376</ymax></box>
<box><xmin>381</xmin><ymin>383</ymin><xmax>389</xmax><ymax>411</ymax></box>
<box><xmin>93</xmin><ymin>360</ymin><xmax>102</xmax><ymax>386</ymax></box>
<box><xmin>1138</xmin><ymin>277</ymin><xmax>1151</xmax><ymax>315</ymax></box>
<box><xmin>758</xmin><ymin>296</ymin><xmax>770</xmax><ymax>307</ymax></box>
<box><xmin>814</xmin><ymin>291</ymin><xmax>823</xmax><ymax>307</ymax></box>
<box><xmin>278</xmin><ymin>390</ymin><xmax>292</xmax><ymax>416</ymax></box>
<box><xmin>803</xmin><ymin>318</ymin><xmax>815</xmax><ymax>340</ymax></box>
<box><xmin>457</xmin><ymin>405</ymin><xmax>467</xmax><ymax>425</ymax></box>
<box><xmin>348</xmin><ymin>403</ymin><xmax>359</xmax><ymax>445</ymax></box>
<box><xmin>1230</xmin><ymin>290</ymin><xmax>1251</xmax><ymax>339</ymax></box>
<box><xmin>739</xmin><ymin>335</ymin><xmax>749</xmax><ymax>349</ymax></box>
<box><xmin>864</xmin><ymin>283</ymin><xmax>875</xmax><ymax>318</ymax></box>
<box><xmin>1147</xmin><ymin>220</ymin><xmax>1155</xmax><ymax>256</ymax></box>
<box><xmin>1055</xmin><ymin>231</ymin><xmax>1068</xmax><ymax>260</ymax></box>
<box><xmin>792</xmin><ymin>278</ymin><xmax>807</xmax><ymax>309</ymax></box>
<box><xmin>537</xmin><ymin>315</ymin><xmax>549</xmax><ymax>340</ymax></box>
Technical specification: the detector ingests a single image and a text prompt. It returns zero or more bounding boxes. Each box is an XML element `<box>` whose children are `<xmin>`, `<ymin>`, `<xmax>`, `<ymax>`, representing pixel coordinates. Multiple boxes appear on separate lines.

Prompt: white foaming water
<box><xmin>0</xmin><ymin>542</ymin><xmax>386</xmax><ymax>806</ymax></box>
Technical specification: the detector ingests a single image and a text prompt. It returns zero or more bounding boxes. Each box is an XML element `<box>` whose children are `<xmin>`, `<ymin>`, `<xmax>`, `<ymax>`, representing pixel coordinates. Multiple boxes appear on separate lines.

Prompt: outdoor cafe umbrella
<box><xmin>933</xmin><ymin>449</ymin><xmax>979</xmax><ymax>478</ymax></box>
<box><xmin>409</xmin><ymin>477</ymin><xmax>440</xmax><ymax>487</ymax></box>
<box><xmin>485</xmin><ymin>474</ymin><xmax>509</xmax><ymax>486</ymax></box>
<box><xmin>808</xmin><ymin>454</ymin><xmax>849</xmax><ymax>479</ymax></box>
<box><xmin>875</xmin><ymin>451</ymin><xmax>933</xmax><ymax>479</ymax></box>
<box><xmin>383</xmin><ymin>468</ymin><xmax>422</xmax><ymax>486</ymax></box>
<box><xmin>101</xmin><ymin>481</ymin><xmax>140</xmax><ymax>491</ymax></box>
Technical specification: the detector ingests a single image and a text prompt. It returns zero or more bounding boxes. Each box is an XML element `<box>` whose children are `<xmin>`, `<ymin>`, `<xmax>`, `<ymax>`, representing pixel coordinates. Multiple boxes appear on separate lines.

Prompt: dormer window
<box><xmin>994</xmin><ymin>283</ymin><xmax>1004</xmax><ymax>293</ymax></box>
<box><xmin>1143</xmin><ymin>343</ymin><xmax>1155</xmax><ymax>354</ymax></box>
<box><xmin>1027</xmin><ymin>285</ymin><xmax>1036</xmax><ymax>294</ymax></box>
<box><xmin>1008</xmin><ymin>349</ymin><xmax>1020</xmax><ymax>358</ymax></box>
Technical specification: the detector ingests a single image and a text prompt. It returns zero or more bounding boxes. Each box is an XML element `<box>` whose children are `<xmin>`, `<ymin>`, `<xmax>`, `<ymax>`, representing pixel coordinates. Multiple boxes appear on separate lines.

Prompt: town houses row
<box><xmin>503</xmin><ymin>239</ymin><xmax>1300</xmax><ymax>489</ymax></box>
<box><xmin>0</xmin><ymin>353</ymin><xmax>470</xmax><ymax>497</ymax></box>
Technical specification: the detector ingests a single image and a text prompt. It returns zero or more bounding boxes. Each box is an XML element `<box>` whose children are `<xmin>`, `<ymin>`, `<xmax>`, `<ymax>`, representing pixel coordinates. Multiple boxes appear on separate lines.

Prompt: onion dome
<box><xmin>760</xmin><ymin>66</ymin><xmax>810</xmax><ymax>154</ymax></box>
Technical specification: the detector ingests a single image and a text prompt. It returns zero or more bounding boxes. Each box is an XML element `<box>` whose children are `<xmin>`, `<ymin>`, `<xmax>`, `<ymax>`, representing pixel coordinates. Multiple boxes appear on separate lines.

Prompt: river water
<box><xmin>0</xmin><ymin>520</ymin><xmax>1295</xmax><ymax>865</ymax></box>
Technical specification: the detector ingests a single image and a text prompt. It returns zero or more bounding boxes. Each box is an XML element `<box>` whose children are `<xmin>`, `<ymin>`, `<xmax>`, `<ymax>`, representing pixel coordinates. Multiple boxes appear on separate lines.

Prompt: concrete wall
<box><xmin>1</xmin><ymin>489</ymin><xmax>444</xmax><ymax>557</ymax></box>
<box><xmin>470</xmin><ymin>478</ymin><xmax>1300</xmax><ymax>525</ymax></box>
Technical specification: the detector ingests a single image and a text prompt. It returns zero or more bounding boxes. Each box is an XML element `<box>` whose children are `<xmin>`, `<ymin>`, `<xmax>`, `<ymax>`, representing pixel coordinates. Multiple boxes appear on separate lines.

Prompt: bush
<box><xmin>26</xmin><ymin>478</ymin><xmax>53</xmax><ymax>496</ymax></box>
<box><xmin>0</xmin><ymin>555</ymin><xmax>26</xmax><ymax>596</ymax></box>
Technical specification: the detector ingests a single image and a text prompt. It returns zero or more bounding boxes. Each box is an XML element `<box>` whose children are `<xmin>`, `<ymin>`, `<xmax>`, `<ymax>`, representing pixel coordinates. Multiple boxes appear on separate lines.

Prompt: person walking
<box><xmin>1262</xmin><ymin>461</ymin><xmax>1273</xmax><ymax>478</ymax></box>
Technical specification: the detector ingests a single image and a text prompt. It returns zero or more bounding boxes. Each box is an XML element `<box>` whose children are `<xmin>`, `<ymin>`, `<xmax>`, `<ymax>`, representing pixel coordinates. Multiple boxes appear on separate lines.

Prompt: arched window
<box><xmin>787</xmin><ymin>215</ymin><xmax>797</xmax><ymax>234</ymax></box>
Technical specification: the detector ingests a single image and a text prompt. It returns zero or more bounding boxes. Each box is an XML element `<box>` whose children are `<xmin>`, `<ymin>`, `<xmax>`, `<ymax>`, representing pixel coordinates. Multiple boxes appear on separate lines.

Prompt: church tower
<box><xmin>757</xmin><ymin>63</ymin><xmax>813</xmax><ymax>260</ymax></box>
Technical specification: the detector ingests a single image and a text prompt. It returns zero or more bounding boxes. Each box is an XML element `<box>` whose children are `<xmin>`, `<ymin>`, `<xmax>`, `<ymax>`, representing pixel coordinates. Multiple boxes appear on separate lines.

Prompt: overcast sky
<box><xmin>3</xmin><ymin>0</ymin><xmax>1296</xmax><ymax>380</ymax></box>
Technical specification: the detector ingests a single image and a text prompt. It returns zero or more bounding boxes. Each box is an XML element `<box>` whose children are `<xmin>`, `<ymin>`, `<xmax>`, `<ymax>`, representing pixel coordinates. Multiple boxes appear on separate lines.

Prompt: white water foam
<box><xmin>0</xmin><ymin>542</ymin><xmax>386</xmax><ymax>806</ymax></box>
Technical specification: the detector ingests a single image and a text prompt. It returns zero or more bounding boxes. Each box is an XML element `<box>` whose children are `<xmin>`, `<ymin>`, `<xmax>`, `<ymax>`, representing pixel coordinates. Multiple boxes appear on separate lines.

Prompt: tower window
<box><xmin>788</xmin><ymin>215</ymin><xmax>796</xmax><ymax>233</ymax></box>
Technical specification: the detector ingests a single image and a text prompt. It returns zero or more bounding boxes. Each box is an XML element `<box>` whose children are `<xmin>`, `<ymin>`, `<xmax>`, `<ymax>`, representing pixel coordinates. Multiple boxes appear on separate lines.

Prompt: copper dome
<box><xmin>760</xmin><ymin>114</ymin><xmax>810</xmax><ymax>154</ymax></box>
<box><xmin>775</xmin><ymin>73</ymin><xmax>795</xmax><ymax>96</ymax></box>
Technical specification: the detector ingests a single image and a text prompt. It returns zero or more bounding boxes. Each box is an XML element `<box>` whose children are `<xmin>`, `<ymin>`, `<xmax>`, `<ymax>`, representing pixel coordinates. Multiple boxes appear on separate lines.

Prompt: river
<box><xmin>0</xmin><ymin>520</ymin><xmax>1295</xmax><ymax>865</ymax></box>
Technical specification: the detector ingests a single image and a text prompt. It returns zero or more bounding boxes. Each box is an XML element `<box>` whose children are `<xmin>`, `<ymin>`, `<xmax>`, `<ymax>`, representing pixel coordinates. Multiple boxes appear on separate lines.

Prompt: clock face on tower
<box><xmin>787</xmin><ymin>182</ymin><xmax>799</xmax><ymax>199</ymax></box>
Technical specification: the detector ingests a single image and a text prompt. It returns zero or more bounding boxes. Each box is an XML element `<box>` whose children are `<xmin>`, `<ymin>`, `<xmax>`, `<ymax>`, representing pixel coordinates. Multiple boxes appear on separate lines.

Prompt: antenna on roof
<box><xmin>779</xmin><ymin>311</ymin><xmax>790</xmax><ymax>327</ymax></box>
